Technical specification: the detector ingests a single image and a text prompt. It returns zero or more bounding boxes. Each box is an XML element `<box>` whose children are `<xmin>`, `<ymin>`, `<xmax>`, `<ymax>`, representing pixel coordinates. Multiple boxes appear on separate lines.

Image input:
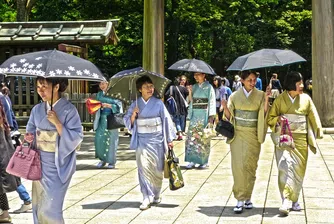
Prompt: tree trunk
<box><xmin>143</xmin><ymin>0</ymin><xmax>164</xmax><ymax>75</ymax></box>
<box><xmin>16</xmin><ymin>0</ymin><xmax>27</xmax><ymax>21</ymax></box>
<box><xmin>166</xmin><ymin>0</ymin><xmax>179</xmax><ymax>80</ymax></box>
<box><xmin>312</xmin><ymin>0</ymin><xmax>334</xmax><ymax>127</ymax></box>
<box><xmin>211</xmin><ymin>30</ymin><xmax>225</xmax><ymax>77</ymax></box>
<box><xmin>16</xmin><ymin>0</ymin><xmax>37</xmax><ymax>21</ymax></box>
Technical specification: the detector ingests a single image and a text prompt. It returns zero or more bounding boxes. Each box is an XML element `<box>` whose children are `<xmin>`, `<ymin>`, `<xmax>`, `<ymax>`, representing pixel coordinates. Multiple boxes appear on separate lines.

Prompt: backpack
<box><xmin>166</xmin><ymin>86</ymin><xmax>177</xmax><ymax>115</ymax></box>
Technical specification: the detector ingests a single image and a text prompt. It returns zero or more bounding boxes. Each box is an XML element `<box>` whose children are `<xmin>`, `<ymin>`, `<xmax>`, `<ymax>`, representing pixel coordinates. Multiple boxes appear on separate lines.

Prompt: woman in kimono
<box><xmin>26</xmin><ymin>77</ymin><xmax>83</xmax><ymax>224</ymax></box>
<box><xmin>267</xmin><ymin>71</ymin><xmax>322</xmax><ymax>216</ymax></box>
<box><xmin>94</xmin><ymin>81</ymin><xmax>122</xmax><ymax>169</ymax></box>
<box><xmin>221</xmin><ymin>71</ymin><xmax>270</xmax><ymax>214</ymax></box>
<box><xmin>185</xmin><ymin>72</ymin><xmax>216</xmax><ymax>169</ymax></box>
<box><xmin>124</xmin><ymin>75</ymin><xmax>176</xmax><ymax>210</ymax></box>
<box><xmin>0</xmin><ymin>100</ymin><xmax>20</xmax><ymax>223</ymax></box>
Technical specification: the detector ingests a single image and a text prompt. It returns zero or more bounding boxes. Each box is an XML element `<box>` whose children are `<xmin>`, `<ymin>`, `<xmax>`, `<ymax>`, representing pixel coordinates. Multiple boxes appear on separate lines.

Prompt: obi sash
<box><xmin>137</xmin><ymin>117</ymin><xmax>162</xmax><ymax>134</ymax></box>
<box><xmin>36</xmin><ymin>129</ymin><xmax>58</xmax><ymax>152</ymax></box>
<box><xmin>234</xmin><ymin>109</ymin><xmax>258</xmax><ymax>127</ymax></box>
<box><xmin>284</xmin><ymin>114</ymin><xmax>307</xmax><ymax>134</ymax></box>
<box><xmin>193</xmin><ymin>98</ymin><xmax>208</xmax><ymax>109</ymax></box>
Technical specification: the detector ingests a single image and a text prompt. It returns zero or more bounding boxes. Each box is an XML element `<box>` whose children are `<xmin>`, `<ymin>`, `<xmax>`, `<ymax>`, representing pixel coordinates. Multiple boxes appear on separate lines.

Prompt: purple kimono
<box><xmin>124</xmin><ymin>96</ymin><xmax>176</xmax><ymax>200</ymax></box>
<box><xmin>26</xmin><ymin>98</ymin><xmax>83</xmax><ymax>224</ymax></box>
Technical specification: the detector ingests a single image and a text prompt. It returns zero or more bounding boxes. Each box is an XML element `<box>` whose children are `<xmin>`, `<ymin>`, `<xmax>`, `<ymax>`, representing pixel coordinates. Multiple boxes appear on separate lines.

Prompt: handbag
<box><xmin>278</xmin><ymin>118</ymin><xmax>295</xmax><ymax>149</ymax></box>
<box><xmin>107</xmin><ymin>112</ymin><xmax>125</xmax><ymax>130</ymax></box>
<box><xmin>86</xmin><ymin>98</ymin><xmax>102</xmax><ymax>114</ymax></box>
<box><xmin>164</xmin><ymin>156</ymin><xmax>170</xmax><ymax>179</ymax></box>
<box><xmin>6</xmin><ymin>139</ymin><xmax>42</xmax><ymax>181</ymax></box>
<box><xmin>166</xmin><ymin>147</ymin><xmax>184</xmax><ymax>190</ymax></box>
<box><xmin>215</xmin><ymin>119</ymin><xmax>234</xmax><ymax>139</ymax></box>
<box><xmin>203</xmin><ymin>123</ymin><xmax>216</xmax><ymax>139</ymax></box>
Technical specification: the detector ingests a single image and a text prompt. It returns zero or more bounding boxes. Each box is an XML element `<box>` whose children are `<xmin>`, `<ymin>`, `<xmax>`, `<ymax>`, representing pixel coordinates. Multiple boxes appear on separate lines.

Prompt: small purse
<box><xmin>166</xmin><ymin>147</ymin><xmax>184</xmax><ymax>190</ymax></box>
<box><xmin>278</xmin><ymin>118</ymin><xmax>295</xmax><ymax>149</ymax></box>
<box><xmin>215</xmin><ymin>119</ymin><xmax>234</xmax><ymax>139</ymax></box>
<box><xmin>107</xmin><ymin>112</ymin><xmax>125</xmax><ymax>130</ymax></box>
<box><xmin>6</xmin><ymin>139</ymin><xmax>42</xmax><ymax>181</ymax></box>
<box><xmin>203</xmin><ymin>123</ymin><xmax>216</xmax><ymax>139</ymax></box>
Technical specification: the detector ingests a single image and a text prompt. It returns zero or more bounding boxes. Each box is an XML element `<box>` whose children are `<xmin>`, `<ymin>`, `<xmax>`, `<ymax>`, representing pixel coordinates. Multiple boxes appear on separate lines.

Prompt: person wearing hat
<box><xmin>232</xmin><ymin>75</ymin><xmax>242</xmax><ymax>92</ymax></box>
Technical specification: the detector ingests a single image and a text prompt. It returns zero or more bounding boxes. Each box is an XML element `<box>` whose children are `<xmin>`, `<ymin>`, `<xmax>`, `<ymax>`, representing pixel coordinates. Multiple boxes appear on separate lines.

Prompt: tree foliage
<box><xmin>0</xmin><ymin>0</ymin><xmax>312</xmax><ymax>81</ymax></box>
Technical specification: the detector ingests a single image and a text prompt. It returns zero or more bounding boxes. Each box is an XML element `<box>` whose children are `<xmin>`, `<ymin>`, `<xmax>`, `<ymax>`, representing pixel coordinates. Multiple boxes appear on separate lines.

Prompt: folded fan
<box><xmin>86</xmin><ymin>98</ymin><xmax>102</xmax><ymax>114</ymax></box>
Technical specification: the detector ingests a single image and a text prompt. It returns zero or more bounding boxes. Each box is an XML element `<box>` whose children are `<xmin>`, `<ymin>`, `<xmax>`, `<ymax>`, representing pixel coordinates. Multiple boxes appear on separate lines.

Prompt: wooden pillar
<box><xmin>312</xmin><ymin>0</ymin><xmax>334</xmax><ymax>127</ymax></box>
<box><xmin>142</xmin><ymin>0</ymin><xmax>164</xmax><ymax>75</ymax></box>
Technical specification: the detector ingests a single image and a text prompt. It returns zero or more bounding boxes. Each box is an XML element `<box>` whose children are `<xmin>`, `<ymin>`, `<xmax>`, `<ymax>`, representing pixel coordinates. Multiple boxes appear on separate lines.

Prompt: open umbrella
<box><xmin>0</xmin><ymin>49</ymin><xmax>106</xmax><ymax>81</ymax></box>
<box><xmin>107</xmin><ymin>67</ymin><xmax>171</xmax><ymax>104</ymax></box>
<box><xmin>226</xmin><ymin>49</ymin><xmax>306</xmax><ymax>71</ymax></box>
<box><xmin>168</xmin><ymin>59</ymin><xmax>216</xmax><ymax>75</ymax></box>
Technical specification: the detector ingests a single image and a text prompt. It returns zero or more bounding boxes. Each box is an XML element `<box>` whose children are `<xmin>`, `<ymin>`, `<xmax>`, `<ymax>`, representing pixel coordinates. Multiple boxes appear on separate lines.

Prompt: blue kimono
<box><xmin>26</xmin><ymin>98</ymin><xmax>83</xmax><ymax>224</ymax></box>
<box><xmin>94</xmin><ymin>91</ymin><xmax>122</xmax><ymax>165</ymax></box>
<box><xmin>185</xmin><ymin>81</ymin><xmax>216</xmax><ymax>165</ymax></box>
<box><xmin>124</xmin><ymin>96</ymin><xmax>176</xmax><ymax>200</ymax></box>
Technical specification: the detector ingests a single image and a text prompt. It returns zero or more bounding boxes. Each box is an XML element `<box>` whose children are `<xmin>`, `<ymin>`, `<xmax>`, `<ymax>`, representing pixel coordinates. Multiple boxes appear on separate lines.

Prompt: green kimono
<box><xmin>94</xmin><ymin>91</ymin><xmax>122</xmax><ymax>164</ymax></box>
<box><xmin>267</xmin><ymin>91</ymin><xmax>323</xmax><ymax>202</ymax></box>
<box><xmin>225</xmin><ymin>88</ymin><xmax>267</xmax><ymax>201</ymax></box>
<box><xmin>185</xmin><ymin>81</ymin><xmax>216</xmax><ymax>165</ymax></box>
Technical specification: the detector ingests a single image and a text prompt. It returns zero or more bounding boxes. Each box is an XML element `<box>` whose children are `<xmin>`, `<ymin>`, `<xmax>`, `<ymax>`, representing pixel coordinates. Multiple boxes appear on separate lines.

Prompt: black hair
<box><xmin>221</xmin><ymin>78</ymin><xmax>226</xmax><ymax>85</ymax></box>
<box><xmin>240</xmin><ymin>71</ymin><xmax>256</xmax><ymax>80</ymax></box>
<box><xmin>136</xmin><ymin>75</ymin><xmax>153</xmax><ymax>91</ymax></box>
<box><xmin>36</xmin><ymin>77</ymin><xmax>69</xmax><ymax>93</ymax></box>
<box><xmin>213</xmin><ymin>76</ymin><xmax>222</xmax><ymax>87</ymax></box>
<box><xmin>284</xmin><ymin>71</ymin><xmax>303</xmax><ymax>91</ymax></box>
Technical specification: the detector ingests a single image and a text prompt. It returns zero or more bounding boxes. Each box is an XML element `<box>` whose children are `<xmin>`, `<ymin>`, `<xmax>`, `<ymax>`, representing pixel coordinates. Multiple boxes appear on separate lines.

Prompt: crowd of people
<box><xmin>0</xmin><ymin>68</ymin><xmax>322</xmax><ymax>223</ymax></box>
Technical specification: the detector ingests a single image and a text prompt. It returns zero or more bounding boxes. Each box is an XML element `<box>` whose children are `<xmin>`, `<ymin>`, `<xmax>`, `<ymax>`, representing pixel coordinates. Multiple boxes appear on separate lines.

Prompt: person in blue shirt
<box><xmin>255</xmin><ymin>72</ymin><xmax>262</xmax><ymax>90</ymax></box>
<box><xmin>222</xmin><ymin>79</ymin><xmax>232</xmax><ymax>99</ymax></box>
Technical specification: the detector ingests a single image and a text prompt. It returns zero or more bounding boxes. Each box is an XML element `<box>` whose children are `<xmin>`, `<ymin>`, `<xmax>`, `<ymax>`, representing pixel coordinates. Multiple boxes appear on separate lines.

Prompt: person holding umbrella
<box><xmin>221</xmin><ymin>71</ymin><xmax>270</xmax><ymax>214</ymax></box>
<box><xmin>124</xmin><ymin>75</ymin><xmax>176</xmax><ymax>210</ymax></box>
<box><xmin>94</xmin><ymin>80</ymin><xmax>122</xmax><ymax>169</ymax></box>
<box><xmin>185</xmin><ymin>72</ymin><xmax>216</xmax><ymax>169</ymax></box>
<box><xmin>26</xmin><ymin>77</ymin><xmax>83</xmax><ymax>223</ymax></box>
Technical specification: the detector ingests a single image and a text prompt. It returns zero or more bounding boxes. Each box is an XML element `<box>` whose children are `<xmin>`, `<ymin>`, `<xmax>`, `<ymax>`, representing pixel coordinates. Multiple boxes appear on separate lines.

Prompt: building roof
<box><xmin>0</xmin><ymin>20</ymin><xmax>120</xmax><ymax>45</ymax></box>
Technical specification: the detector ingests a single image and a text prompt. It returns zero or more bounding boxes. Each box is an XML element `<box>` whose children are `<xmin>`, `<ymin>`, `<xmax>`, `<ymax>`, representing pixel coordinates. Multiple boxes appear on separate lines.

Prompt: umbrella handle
<box><xmin>51</xmin><ymin>83</ymin><xmax>53</xmax><ymax>111</ymax></box>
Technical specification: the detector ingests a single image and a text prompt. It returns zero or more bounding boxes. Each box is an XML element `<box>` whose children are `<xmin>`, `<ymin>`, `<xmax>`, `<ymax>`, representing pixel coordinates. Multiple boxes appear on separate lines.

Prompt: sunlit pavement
<box><xmin>8</xmin><ymin>132</ymin><xmax>334</xmax><ymax>224</ymax></box>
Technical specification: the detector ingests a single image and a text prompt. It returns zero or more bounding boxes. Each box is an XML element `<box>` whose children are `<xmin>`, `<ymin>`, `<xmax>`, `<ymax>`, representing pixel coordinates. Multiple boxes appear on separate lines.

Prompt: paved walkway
<box><xmin>7</xmin><ymin>132</ymin><xmax>334</xmax><ymax>224</ymax></box>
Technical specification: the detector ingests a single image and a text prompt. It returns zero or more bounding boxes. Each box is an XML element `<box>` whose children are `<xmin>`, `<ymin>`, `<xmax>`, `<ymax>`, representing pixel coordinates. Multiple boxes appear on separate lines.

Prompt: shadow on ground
<box><xmin>82</xmin><ymin>201</ymin><xmax>179</xmax><ymax>210</ymax></box>
<box><xmin>197</xmin><ymin>206</ymin><xmax>286</xmax><ymax>218</ymax></box>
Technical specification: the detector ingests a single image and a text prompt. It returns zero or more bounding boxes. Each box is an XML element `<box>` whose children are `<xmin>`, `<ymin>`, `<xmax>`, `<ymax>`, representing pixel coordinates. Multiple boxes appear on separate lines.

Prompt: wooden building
<box><xmin>0</xmin><ymin>20</ymin><xmax>119</xmax><ymax>126</ymax></box>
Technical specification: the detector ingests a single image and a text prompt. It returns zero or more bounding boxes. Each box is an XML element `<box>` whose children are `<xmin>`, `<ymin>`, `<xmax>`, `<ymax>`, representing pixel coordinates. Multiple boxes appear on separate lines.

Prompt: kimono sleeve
<box><xmin>257</xmin><ymin>92</ymin><xmax>268</xmax><ymax>143</ymax></box>
<box><xmin>267</xmin><ymin>97</ymin><xmax>281</xmax><ymax>132</ymax></box>
<box><xmin>160</xmin><ymin>102</ymin><xmax>177</xmax><ymax>143</ymax></box>
<box><xmin>224</xmin><ymin>93</ymin><xmax>236</xmax><ymax>144</ymax></box>
<box><xmin>56</xmin><ymin>105</ymin><xmax>83</xmax><ymax>183</ymax></box>
<box><xmin>208</xmin><ymin>85</ymin><xmax>216</xmax><ymax>117</ymax></box>
<box><xmin>97</xmin><ymin>91</ymin><xmax>120</xmax><ymax>113</ymax></box>
<box><xmin>308</xmin><ymin>98</ymin><xmax>323</xmax><ymax>139</ymax></box>
<box><xmin>123</xmin><ymin>101</ymin><xmax>136</xmax><ymax>132</ymax></box>
<box><xmin>26</xmin><ymin>105</ymin><xmax>38</xmax><ymax>134</ymax></box>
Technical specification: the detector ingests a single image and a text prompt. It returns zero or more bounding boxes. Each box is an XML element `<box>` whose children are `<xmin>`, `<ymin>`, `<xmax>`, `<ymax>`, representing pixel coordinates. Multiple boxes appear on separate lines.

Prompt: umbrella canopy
<box><xmin>107</xmin><ymin>67</ymin><xmax>171</xmax><ymax>104</ymax></box>
<box><xmin>0</xmin><ymin>49</ymin><xmax>106</xmax><ymax>81</ymax></box>
<box><xmin>226</xmin><ymin>49</ymin><xmax>306</xmax><ymax>71</ymax></box>
<box><xmin>168</xmin><ymin>58</ymin><xmax>216</xmax><ymax>75</ymax></box>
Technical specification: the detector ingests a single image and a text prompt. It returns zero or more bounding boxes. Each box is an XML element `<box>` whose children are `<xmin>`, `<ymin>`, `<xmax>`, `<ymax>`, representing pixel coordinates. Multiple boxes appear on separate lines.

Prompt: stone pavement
<box><xmin>7</xmin><ymin>132</ymin><xmax>334</xmax><ymax>224</ymax></box>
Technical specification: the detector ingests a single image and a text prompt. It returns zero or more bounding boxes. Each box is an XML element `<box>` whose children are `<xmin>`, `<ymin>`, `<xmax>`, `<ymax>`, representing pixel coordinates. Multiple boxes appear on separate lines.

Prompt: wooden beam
<box><xmin>312</xmin><ymin>0</ymin><xmax>334</xmax><ymax>126</ymax></box>
<box><xmin>142</xmin><ymin>0</ymin><xmax>164</xmax><ymax>75</ymax></box>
